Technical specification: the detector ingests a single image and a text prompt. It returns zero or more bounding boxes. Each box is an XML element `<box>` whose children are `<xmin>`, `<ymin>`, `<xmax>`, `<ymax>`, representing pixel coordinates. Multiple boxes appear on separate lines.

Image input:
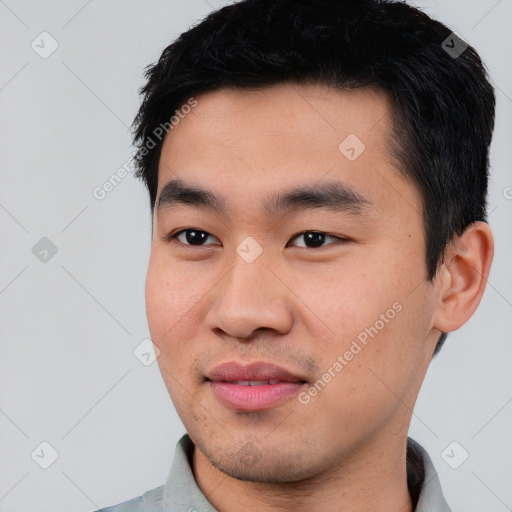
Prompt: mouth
<box><xmin>206</xmin><ymin>361</ymin><xmax>308</xmax><ymax>412</ymax></box>
<box><xmin>226</xmin><ymin>379</ymin><xmax>288</xmax><ymax>386</ymax></box>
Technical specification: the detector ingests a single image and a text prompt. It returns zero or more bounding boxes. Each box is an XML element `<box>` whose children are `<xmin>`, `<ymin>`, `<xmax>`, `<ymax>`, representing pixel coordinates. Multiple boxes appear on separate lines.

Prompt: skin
<box><xmin>145</xmin><ymin>83</ymin><xmax>494</xmax><ymax>512</ymax></box>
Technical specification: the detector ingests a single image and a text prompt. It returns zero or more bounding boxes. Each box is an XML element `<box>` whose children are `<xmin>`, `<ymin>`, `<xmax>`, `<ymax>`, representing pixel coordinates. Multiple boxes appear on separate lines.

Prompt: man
<box><xmin>97</xmin><ymin>0</ymin><xmax>495</xmax><ymax>510</ymax></box>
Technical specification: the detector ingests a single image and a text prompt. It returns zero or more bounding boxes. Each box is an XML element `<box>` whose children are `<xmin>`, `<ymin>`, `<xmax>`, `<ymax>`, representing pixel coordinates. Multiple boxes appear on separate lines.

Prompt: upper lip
<box><xmin>207</xmin><ymin>361</ymin><xmax>307</xmax><ymax>383</ymax></box>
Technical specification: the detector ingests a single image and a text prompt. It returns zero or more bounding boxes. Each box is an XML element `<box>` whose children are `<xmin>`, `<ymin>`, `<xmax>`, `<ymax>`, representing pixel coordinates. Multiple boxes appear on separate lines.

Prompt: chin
<box><xmin>202</xmin><ymin>442</ymin><xmax>320</xmax><ymax>484</ymax></box>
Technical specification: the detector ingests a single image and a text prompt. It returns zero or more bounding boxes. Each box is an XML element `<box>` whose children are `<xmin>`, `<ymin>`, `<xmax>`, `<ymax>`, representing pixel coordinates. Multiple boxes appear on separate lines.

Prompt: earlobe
<box><xmin>432</xmin><ymin>221</ymin><xmax>494</xmax><ymax>333</ymax></box>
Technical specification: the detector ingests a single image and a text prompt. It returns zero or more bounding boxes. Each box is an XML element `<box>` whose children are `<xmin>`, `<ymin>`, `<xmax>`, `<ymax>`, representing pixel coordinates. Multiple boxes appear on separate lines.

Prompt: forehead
<box><xmin>170</xmin><ymin>83</ymin><xmax>393</xmax><ymax>145</ymax></box>
<box><xmin>156</xmin><ymin>83</ymin><xmax>419</xmax><ymax>223</ymax></box>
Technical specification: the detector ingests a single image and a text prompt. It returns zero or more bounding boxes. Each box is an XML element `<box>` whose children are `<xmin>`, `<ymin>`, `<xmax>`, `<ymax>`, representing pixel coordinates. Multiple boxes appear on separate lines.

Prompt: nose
<box><xmin>204</xmin><ymin>252</ymin><xmax>294</xmax><ymax>341</ymax></box>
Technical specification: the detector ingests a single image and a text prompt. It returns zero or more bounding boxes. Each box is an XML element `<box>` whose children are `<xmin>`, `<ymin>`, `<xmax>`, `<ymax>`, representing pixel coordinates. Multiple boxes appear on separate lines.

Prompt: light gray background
<box><xmin>1</xmin><ymin>1</ymin><xmax>511</xmax><ymax>511</ymax></box>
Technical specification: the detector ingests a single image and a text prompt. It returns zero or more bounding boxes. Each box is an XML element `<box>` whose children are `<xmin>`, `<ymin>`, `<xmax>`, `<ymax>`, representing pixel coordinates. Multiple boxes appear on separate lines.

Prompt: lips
<box><xmin>229</xmin><ymin>379</ymin><xmax>283</xmax><ymax>386</ymax></box>
<box><xmin>208</xmin><ymin>361</ymin><xmax>306</xmax><ymax>383</ymax></box>
<box><xmin>206</xmin><ymin>361</ymin><xmax>307</xmax><ymax>411</ymax></box>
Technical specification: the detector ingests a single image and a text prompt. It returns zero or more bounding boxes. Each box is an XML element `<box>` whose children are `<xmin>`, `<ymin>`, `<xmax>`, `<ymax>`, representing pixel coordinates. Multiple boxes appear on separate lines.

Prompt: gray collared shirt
<box><xmin>96</xmin><ymin>434</ymin><xmax>452</xmax><ymax>512</ymax></box>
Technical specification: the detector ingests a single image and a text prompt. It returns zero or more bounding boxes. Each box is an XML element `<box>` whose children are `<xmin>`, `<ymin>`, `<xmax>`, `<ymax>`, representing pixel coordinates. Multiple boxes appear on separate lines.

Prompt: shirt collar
<box><xmin>162</xmin><ymin>434</ymin><xmax>451</xmax><ymax>512</ymax></box>
<box><xmin>162</xmin><ymin>434</ymin><xmax>217</xmax><ymax>512</ymax></box>
<box><xmin>407</xmin><ymin>437</ymin><xmax>452</xmax><ymax>512</ymax></box>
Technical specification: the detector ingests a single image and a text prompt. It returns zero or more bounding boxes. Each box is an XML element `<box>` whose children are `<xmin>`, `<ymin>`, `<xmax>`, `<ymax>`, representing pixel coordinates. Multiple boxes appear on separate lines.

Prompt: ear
<box><xmin>432</xmin><ymin>221</ymin><xmax>494</xmax><ymax>333</ymax></box>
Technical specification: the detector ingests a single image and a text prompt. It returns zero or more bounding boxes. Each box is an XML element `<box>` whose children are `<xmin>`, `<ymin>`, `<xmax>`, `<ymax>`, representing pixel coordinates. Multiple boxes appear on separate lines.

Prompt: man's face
<box><xmin>146</xmin><ymin>83</ymin><xmax>441</xmax><ymax>482</ymax></box>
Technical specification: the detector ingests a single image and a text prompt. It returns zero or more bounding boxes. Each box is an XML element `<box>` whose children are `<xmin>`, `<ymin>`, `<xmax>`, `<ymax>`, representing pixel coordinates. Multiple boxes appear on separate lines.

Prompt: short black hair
<box><xmin>132</xmin><ymin>0</ymin><xmax>495</xmax><ymax>354</ymax></box>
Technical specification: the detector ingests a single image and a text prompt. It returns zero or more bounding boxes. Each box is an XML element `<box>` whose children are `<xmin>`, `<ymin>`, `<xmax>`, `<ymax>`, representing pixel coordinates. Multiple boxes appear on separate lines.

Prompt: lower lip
<box><xmin>209</xmin><ymin>381</ymin><xmax>305</xmax><ymax>411</ymax></box>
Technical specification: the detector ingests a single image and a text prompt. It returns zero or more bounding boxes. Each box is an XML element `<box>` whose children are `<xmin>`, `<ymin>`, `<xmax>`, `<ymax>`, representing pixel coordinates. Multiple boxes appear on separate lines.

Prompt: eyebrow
<box><xmin>156</xmin><ymin>178</ymin><xmax>375</xmax><ymax>217</ymax></box>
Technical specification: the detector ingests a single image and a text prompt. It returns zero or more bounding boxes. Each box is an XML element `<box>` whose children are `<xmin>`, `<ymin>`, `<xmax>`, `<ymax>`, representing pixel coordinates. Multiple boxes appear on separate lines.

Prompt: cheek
<box><xmin>304</xmin><ymin>304</ymin><xmax>427</xmax><ymax>443</ymax></box>
<box><xmin>335</xmin><ymin>292</ymin><xmax>430</xmax><ymax>404</ymax></box>
<box><xmin>145</xmin><ymin>257</ymin><xmax>206</xmax><ymax>370</ymax></box>
<box><xmin>146</xmin><ymin>258</ymin><xmax>207</xmax><ymax>413</ymax></box>
<box><xmin>146</xmin><ymin>255</ymin><xmax>200</xmax><ymax>329</ymax></box>
<box><xmin>302</xmin><ymin>260</ymin><xmax>430</xmax><ymax>398</ymax></box>
<box><xmin>292</xmin><ymin>263</ymin><xmax>395</xmax><ymax>342</ymax></box>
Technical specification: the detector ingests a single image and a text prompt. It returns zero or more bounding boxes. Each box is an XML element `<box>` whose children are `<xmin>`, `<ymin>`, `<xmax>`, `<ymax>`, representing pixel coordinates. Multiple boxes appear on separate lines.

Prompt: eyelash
<box><xmin>162</xmin><ymin>229</ymin><xmax>350</xmax><ymax>249</ymax></box>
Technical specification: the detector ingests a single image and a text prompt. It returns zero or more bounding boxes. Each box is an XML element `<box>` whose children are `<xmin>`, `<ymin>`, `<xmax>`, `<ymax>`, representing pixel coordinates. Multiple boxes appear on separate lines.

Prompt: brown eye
<box><xmin>288</xmin><ymin>231</ymin><xmax>343</xmax><ymax>249</ymax></box>
<box><xmin>165</xmin><ymin>229</ymin><xmax>220</xmax><ymax>246</ymax></box>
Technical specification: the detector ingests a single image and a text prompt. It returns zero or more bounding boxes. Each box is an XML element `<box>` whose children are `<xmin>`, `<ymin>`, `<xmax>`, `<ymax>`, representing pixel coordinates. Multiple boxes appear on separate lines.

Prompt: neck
<box><xmin>191</xmin><ymin>430</ymin><xmax>414</xmax><ymax>512</ymax></box>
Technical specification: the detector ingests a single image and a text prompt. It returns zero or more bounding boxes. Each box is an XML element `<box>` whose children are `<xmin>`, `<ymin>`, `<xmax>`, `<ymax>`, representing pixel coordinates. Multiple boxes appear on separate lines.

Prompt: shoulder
<box><xmin>93</xmin><ymin>484</ymin><xmax>165</xmax><ymax>512</ymax></box>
